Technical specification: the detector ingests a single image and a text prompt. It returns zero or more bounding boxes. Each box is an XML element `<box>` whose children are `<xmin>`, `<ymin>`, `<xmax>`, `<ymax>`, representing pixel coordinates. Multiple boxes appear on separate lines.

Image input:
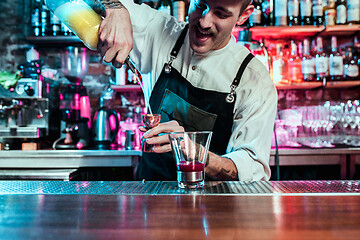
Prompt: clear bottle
<box><xmin>315</xmin><ymin>36</ymin><xmax>329</xmax><ymax>82</ymax></box>
<box><xmin>288</xmin><ymin>0</ymin><xmax>300</xmax><ymax>26</ymax></box>
<box><xmin>347</xmin><ymin>0</ymin><xmax>360</xmax><ymax>24</ymax></box>
<box><xmin>355</xmin><ymin>36</ymin><xmax>360</xmax><ymax>70</ymax></box>
<box><xmin>31</xmin><ymin>0</ymin><xmax>42</xmax><ymax>36</ymax></box>
<box><xmin>272</xmin><ymin>44</ymin><xmax>288</xmax><ymax>83</ymax></box>
<box><xmin>261</xmin><ymin>0</ymin><xmax>274</xmax><ymax>26</ymax></box>
<box><xmin>157</xmin><ymin>0</ymin><xmax>171</xmax><ymax>15</ymax></box>
<box><xmin>329</xmin><ymin>36</ymin><xmax>344</xmax><ymax>81</ymax></box>
<box><xmin>312</xmin><ymin>0</ymin><xmax>324</xmax><ymax>26</ymax></box>
<box><xmin>288</xmin><ymin>40</ymin><xmax>303</xmax><ymax>83</ymax></box>
<box><xmin>336</xmin><ymin>0</ymin><xmax>347</xmax><ymax>24</ymax></box>
<box><xmin>300</xmin><ymin>0</ymin><xmax>313</xmax><ymax>25</ymax></box>
<box><xmin>40</xmin><ymin>4</ymin><xmax>51</xmax><ymax>36</ymax></box>
<box><xmin>172</xmin><ymin>0</ymin><xmax>186</xmax><ymax>22</ymax></box>
<box><xmin>249</xmin><ymin>0</ymin><xmax>263</xmax><ymax>27</ymax></box>
<box><xmin>344</xmin><ymin>47</ymin><xmax>359</xmax><ymax>80</ymax></box>
<box><xmin>302</xmin><ymin>38</ymin><xmax>316</xmax><ymax>81</ymax></box>
<box><xmin>252</xmin><ymin>39</ymin><xmax>270</xmax><ymax>72</ymax></box>
<box><xmin>324</xmin><ymin>0</ymin><xmax>336</xmax><ymax>26</ymax></box>
<box><xmin>275</xmin><ymin>0</ymin><xmax>288</xmax><ymax>26</ymax></box>
<box><xmin>50</xmin><ymin>12</ymin><xmax>62</xmax><ymax>36</ymax></box>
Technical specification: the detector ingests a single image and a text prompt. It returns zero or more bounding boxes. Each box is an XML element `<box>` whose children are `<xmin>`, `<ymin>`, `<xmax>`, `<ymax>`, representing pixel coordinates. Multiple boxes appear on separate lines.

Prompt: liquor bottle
<box><xmin>252</xmin><ymin>39</ymin><xmax>270</xmax><ymax>72</ymax></box>
<box><xmin>31</xmin><ymin>7</ymin><xmax>41</xmax><ymax>36</ymax></box>
<box><xmin>315</xmin><ymin>36</ymin><xmax>329</xmax><ymax>82</ymax></box>
<box><xmin>50</xmin><ymin>12</ymin><xmax>62</xmax><ymax>36</ymax></box>
<box><xmin>288</xmin><ymin>40</ymin><xmax>303</xmax><ymax>83</ymax></box>
<box><xmin>312</xmin><ymin>0</ymin><xmax>324</xmax><ymax>25</ymax></box>
<box><xmin>249</xmin><ymin>0</ymin><xmax>263</xmax><ymax>27</ymax></box>
<box><xmin>347</xmin><ymin>0</ymin><xmax>360</xmax><ymax>24</ymax></box>
<box><xmin>157</xmin><ymin>0</ymin><xmax>171</xmax><ymax>15</ymax></box>
<box><xmin>324</xmin><ymin>0</ymin><xmax>336</xmax><ymax>26</ymax></box>
<box><xmin>61</xmin><ymin>23</ymin><xmax>73</xmax><ymax>36</ymax></box>
<box><xmin>172</xmin><ymin>0</ymin><xmax>186</xmax><ymax>22</ymax></box>
<box><xmin>31</xmin><ymin>0</ymin><xmax>42</xmax><ymax>36</ymax></box>
<box><xmin>274</xmin><ymin>0</ymin><xmax>288</xmax><ymax>26</ymax></box>
<box><xmin>355</xmin><ymin>36</ymin><xmax>360</xmax><ymax>69</ymax></box>
<box><xmin>301</xmin><ymin>38</ymin><xmax>316</xmax><ymax>81</ymax></box>
<box><xmin>40</xmin><ymin>4</ymin><xmax>50</xmax><ymax>36</ymax></box>
<box><xmin>329</xmin><ymin>36</ymin><xmax>344</xmax><ymax>81</ymax></box>
<box><xmin>344</xmin><ymin>47</ymin><xmax>359</xmax><ymax>80</ymax></box>
<box><xmin>272</xmin><ymin>44</ymin><xmax>288</xmax><ymax>83</ymax></box>
<box><xmin>336</xmin><ymin>0</ymin><xmax>347</xmax><ymax>25</ymax></box>
<box><xmin>299</xmin><ymin>0</ymin><xmax>313</xmax><ymax>25</ymax></box>
<box><xmin>288</xmin><ymin>0</ymin><xmax>300</xmax><ymax>26</ymax></box>
<box><xmin>262</xmin><ymin>0</ymin><xmax>274</xmax><ymax>26</ymax></box>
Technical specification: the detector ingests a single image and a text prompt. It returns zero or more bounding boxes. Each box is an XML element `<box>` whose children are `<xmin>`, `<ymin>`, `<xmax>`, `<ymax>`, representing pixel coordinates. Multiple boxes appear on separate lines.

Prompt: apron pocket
<box><xmin>159</xmin><ymin>89</ymin><xmax>217</xmax><ymax>131</ymax></box>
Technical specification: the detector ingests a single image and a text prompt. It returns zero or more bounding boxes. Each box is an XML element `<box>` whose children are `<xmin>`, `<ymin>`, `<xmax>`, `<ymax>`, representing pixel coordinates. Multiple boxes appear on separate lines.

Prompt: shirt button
<box><xmin>192</xmin><ymin>66</ymin><xmax>197</xmax><ymax>71</ymax></box>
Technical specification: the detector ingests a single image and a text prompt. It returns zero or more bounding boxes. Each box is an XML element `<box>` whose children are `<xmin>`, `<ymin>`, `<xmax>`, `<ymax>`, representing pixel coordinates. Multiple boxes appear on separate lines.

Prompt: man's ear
<box><xmin>236</xmin><ymin>5</ymin><xmax>254</xmax><ymax>26</ymax></box>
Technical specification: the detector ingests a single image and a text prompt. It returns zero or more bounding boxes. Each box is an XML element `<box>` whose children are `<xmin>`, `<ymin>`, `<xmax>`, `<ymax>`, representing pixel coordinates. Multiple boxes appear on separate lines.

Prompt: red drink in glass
<box><xmin>177</xmin><ymin>161</ymin><xmax>205</xmax><ymax>172</ymax></box>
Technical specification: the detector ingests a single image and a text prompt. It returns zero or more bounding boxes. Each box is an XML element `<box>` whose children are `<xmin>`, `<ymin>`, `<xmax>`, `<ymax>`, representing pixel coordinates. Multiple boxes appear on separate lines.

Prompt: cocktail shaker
<box><xmin>45</xmin><ymin>0</ymin><xmax>102</xmax><ymax>50</ymax></box>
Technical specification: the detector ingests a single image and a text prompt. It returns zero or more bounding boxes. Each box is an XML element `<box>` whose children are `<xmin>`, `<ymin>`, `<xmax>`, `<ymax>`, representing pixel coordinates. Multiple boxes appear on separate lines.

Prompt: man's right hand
<box><xmin>97</xmin><ymin>1</ymin><xmax>133</xmax><ymax>68</ymax></box>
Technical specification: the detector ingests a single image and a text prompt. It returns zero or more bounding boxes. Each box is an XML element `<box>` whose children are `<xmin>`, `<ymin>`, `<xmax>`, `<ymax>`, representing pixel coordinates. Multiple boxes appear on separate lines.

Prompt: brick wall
<box><xmin>0</xmin><ymin>0</ymin><xmax>29</xmax><ymax>72</ymax></box>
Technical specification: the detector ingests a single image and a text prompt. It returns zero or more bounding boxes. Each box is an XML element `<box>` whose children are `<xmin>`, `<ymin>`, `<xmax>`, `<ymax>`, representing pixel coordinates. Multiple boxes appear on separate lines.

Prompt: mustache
<box><xmin>196</xmin><ymin>22</ymin><xmax>215</xmax><ymax>35</ymax></box>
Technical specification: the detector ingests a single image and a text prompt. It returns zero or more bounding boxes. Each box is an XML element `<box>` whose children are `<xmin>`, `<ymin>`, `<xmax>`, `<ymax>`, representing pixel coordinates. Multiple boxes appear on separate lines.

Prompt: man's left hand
<box><xmin>140</xmin><ymin>120</ymin><xmax>184</xmax><ymax>153</ymax></box>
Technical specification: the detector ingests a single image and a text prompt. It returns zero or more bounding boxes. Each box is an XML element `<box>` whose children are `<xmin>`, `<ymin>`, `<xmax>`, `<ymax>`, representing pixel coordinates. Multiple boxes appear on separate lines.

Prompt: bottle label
<box><xmin>345</xmin><ymin>65</ymin><xmax>359</xmax><ymax>77</ymax></box>
<box><xmin>312</xmin><ymin>5</ymin><xmax>324</xmax><ymax>17</ymax></box>
<box><xmin>329</xmin><ymin>56</ymin><xmax>344</xmax><ymax>76</ymax></box>
<box><xmin>347</xmin><ymin>0</ymin><xmax>360</xmax><ymax>9</ymax></box>
<box><xmin>275</xmin><ymin>0</ymin><xmax>287</xmax><ymax>17</ymax></box>
<box><xmin>347</xmin><ymin>8</ymin><xmax>360</xmax><ymax>22</ymax></box>
<box><xmin>325</xmin><ymin>9</ymin><xmax>336</xmax><ymax>26</ymax></box>
<box><xmin>300</xmin><ymin>1</ymin><xmax>312</xmax><ymax>16</ymax></box>
<box><xmin>288</xmin><ymin>1</ymin><xmax>300</xmax><ymax>16</ymax></box>
<box><xmin>249</xmin><ymin>9</ymin><xmax>262</xmax><ymax>24</ymax></box>
<box><xmin>302</xmin><ymin>59</ymin><xmax>316</xmax><ymax>74</ymax></box>
<box><xmin>315</xmin><ymin>56</ymin><xmax>329</xmax><ymax>74</ymax></box>
<box><xmin>272</xmin><ymin>59</ymin><xmax>287</xmax><ymax>82</ymax></box>
<box><xmin>289</xmin><ymin>61</ymin><xmax>302</xmax><ymax>81</ymax></box>
<box><xmin>336</xmin><ymin>5</ymin><xmax>347</xmax><ymax>24</ymax></box>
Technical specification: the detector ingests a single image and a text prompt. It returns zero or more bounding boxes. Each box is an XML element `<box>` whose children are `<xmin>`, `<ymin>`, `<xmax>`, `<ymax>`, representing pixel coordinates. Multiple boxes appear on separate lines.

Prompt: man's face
<box><xmin>188</xmin><ymin>0</ymin><xmax>248</xmax><ymax>54</ymax></box>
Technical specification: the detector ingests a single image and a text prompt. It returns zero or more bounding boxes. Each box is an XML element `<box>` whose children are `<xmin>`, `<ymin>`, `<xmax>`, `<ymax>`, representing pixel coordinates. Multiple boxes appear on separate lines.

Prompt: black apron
<box><xmin>135</xmin><ymin>25</ymin><xmax>254</xmax><ymax>180</ymax></box>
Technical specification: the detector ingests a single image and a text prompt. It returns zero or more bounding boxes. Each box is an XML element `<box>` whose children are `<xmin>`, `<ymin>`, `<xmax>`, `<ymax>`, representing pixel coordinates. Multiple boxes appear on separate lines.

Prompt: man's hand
<box><xmin>96</xmin><ymin>1</ymin><xmax>133</xmax><ymax>68</ymax></box>
<box><xmin>140</xmin><ymin>120</ymin><xmax>185</xmax><ymax>153</ymax></box>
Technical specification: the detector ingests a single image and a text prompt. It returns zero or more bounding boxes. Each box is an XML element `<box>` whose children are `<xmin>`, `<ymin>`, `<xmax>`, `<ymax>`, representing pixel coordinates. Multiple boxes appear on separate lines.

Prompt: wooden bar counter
<box><xmin>0</xmin><ymin>181</ymin><xmax>359</xmax><ymax>240</ymax></box>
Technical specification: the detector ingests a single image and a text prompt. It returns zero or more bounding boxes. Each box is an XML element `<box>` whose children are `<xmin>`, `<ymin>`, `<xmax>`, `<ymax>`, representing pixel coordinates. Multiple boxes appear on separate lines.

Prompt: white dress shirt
<box><xmin>121</xmin><ymin>0</ymin><xmax>278</xmax><ymax>180</ymax></box>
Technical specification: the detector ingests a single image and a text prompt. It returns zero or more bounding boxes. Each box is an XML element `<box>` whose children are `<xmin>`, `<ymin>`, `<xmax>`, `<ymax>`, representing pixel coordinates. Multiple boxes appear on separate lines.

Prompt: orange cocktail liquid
<box><xmin>54</xmin><ymin>0</ymin><xmax>102</xmax><ymax>50</ymax></box>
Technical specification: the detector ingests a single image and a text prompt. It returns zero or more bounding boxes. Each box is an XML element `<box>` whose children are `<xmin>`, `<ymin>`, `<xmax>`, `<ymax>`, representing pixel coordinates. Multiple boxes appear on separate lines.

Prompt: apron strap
<box><xmin>225</xmin><ymin>53</ymin><xmax>255</xmax><ymax>103</ymax></box>
<box><xmin>170</xmin><ymin>24</ymin><xmax>189</xmax><ymax>58</ymax></box>
<box><xmin>233</xmin><ymin>53</ymin><xmax>255</xmax><ymax>87</ymax></box>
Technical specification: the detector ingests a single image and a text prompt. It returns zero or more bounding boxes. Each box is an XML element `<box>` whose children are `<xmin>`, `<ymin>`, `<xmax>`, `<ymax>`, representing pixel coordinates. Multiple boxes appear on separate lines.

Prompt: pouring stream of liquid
<box><xmin>125</xmin><ymin>58</ymin><xmax>153</xmax><ymax>116</ymax></box>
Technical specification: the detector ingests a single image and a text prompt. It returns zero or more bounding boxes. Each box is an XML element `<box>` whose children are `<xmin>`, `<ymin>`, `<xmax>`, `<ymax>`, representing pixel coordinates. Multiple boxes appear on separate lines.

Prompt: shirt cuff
<box><xmin>222</xmin><ymin>150</ymin><xmax>270</xmax><ymax>181</ymax></box>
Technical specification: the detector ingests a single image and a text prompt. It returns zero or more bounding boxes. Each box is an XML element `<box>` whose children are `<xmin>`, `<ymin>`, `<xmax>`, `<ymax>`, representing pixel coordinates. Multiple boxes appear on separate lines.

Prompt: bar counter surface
<box><xmin>0</xmin><ymin>180</ymin><xmax>359</xmax><ymax>240</ymax></box>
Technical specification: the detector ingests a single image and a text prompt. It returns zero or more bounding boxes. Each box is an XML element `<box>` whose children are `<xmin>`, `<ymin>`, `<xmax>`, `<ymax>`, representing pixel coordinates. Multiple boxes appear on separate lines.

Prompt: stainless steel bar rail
<box><xmin>0</xmin><ymin>180</ymin><xmax>359</xmax><ymax>195</ymax></box>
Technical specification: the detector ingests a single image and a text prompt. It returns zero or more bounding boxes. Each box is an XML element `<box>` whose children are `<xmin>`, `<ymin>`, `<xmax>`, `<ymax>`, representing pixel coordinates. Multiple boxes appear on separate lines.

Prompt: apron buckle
<box><xmin>225</xmin><ymin>93</ymin><xmax>235</xmax><ymax>103</ymax></box>
<box><xmin>225</xmin><ymin>84</ymin><xmax>237</xmax><ymax>103</ymax></box>
<box><xmin>164</xmin><ymin>64</ymin><xmax>172</xmax><ymax>74</ymax></box>
<box><xmin>165</xmin><ymin>56</ymin><xmax>176</xmax><ymax>74</ymax></box>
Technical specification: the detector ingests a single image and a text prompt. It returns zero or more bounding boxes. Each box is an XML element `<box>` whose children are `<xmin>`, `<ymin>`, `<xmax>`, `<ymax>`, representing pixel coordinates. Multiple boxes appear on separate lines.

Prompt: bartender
<box><xmin>95</xmin><ymin>0</ymin><xmax>277</xmax><ymax>181</ymax></box>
